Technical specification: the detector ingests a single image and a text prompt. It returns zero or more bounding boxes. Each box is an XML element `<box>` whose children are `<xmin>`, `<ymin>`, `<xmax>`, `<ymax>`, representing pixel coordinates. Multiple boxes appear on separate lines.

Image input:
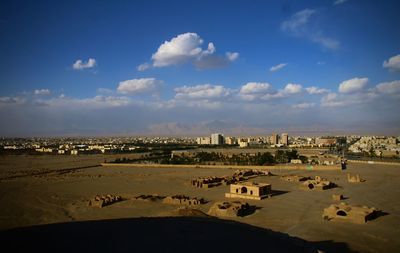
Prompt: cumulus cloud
<box><xmin>376</xmin><ymin>80</ymin><xmax>400</xmax><ymax>94</ymax></box>
<box><xmin>283</xmin><ymin>83</ymin><xmax>302</xmax><ymax>94</ymax></box>
<box><xmin>306</xmin><ymin>86</ymin><xmax>329</xmax><ymax>94</ymax></box>
<box><xmin>339</xmin><ymin>77</ymin><xmax>368</xmax><ymax>93</ymax></box>
<box><xmin>148</xmin><ymin>33</ymin><xmax>238</xmax><ymax>69</ymax></box>
<box><xmin>320</xmin><ymin>93</ymin><xmax>345</xmax><ymax>107</ymax></box>
<box><xmin>281</xmin><ymin>9</ymin><xmax>339</xmax><ymax>50</ymax></box>
<box><xmin>117</xmin><ymin>78</ymin><xmax>163</xmax><ymax>95</ymax></box>
<box><xmin>334</xmin><ymin>0</ymin><xmax>348</xmax><ymax>5</ymax></box>
<box><xmin>34</xmin><ymin>89</ymin><xmax>51</xmax><ymax>95</ymax></box>
<box><xmin>270</xmin><ymin>63</ymin><xmax>287</xmax><ymax>72</ymax></box>
<box><xmin>383</xmin><ymin>54</ymin><xmax>400</xmax><ymax>72</ymax></box>
<box><xmin>72</xmin><ymin>58</ymin><xmax>96</xmax><ymax>70</ymax></box>
<box><xmin>174</xmin><ymin>84</ymin><xmax>231</xmax><ymax>100</ymax></box>
<box><xmin>293</xmin><ymin>102</ymin><xmax>315</xmax><ymax>109</ymax></box>
<box><xmin>239</xmin><ymin>82</ymin><xmax>272</xmax><ymax>101</ymax></box>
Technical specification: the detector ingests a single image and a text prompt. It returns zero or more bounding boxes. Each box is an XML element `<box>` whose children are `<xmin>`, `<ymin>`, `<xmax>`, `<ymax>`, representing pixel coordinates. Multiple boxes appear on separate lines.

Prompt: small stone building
<box><xmin>225</xmin><ymin>182</ymin><xmax>271</xmax><ymax>200</ymax></box>
<box><xmin>323</xmin><ymin>202</ymin><xmax>378</xmax><ymax>224</ymax></box>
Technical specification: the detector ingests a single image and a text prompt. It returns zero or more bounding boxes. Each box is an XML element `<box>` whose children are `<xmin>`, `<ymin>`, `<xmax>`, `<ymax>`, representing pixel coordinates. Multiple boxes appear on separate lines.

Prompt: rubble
<box><xmin>332</xmin><ymin>194</ymin><xmax>344</xmax><ymax>201</ymax></box>
<box><xmin>134</xmin><ymin>194</ymin><xmax>165</xmax><ymax>201</ymax></box>
<box><xmin>323</xmin><ymin>202</ymin><xmax>378</xmax><ymax>224</ymax></box>
<box><xmin>88</xmin><ymin>194</ymin><xmax>123</xmax><ymax>208</ymax></box>
<box><xmin>208</xmin><ymin>201</ymin><xmax>255</xmax><ymax>217</ymax></box>
<box><xmin>281</xmin><ymin>175</ymin><xmax>310</xmax><ymax>182</ymax></box>
<box><xmin>347</xmin><ymin>173</ymin><xmax>366</xmax><ymax>183</ymax></box>
<box><xmin>162</xmin><ymin>195</ymin><xmax>205</xmax><ymax>206</ymax></box>
<box><xmin>225</xmin><ymin>182</ymin><xmax>271</xmax><ymax>200</ymax></box>
<box><xmin>300</xmin><ymin>176</ymin><xmax>335</xmax><ymax>190</ymax></box>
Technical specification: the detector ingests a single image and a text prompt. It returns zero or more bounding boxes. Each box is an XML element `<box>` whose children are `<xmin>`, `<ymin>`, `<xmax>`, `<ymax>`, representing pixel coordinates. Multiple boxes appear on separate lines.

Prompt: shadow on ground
<box><xmin>0</xmin><ymin>217</ymin><xmax>356</xmax><ymax>253</ymax></box>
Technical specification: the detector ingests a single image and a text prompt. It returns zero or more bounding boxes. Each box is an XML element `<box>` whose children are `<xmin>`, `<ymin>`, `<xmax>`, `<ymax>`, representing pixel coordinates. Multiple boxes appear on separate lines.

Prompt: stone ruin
<box><xmin>323</xmin><ymin>202</ymin><xmax>378</xmax><ymax>224</ymax></box>
<box><xmin>162</xmin><ymin>195</ymin><xmax>205</xmax><ymax>206</ymax></box>
<box><xmin>347</xmin><ymin>173</ymin><xmax>366</xmax><ymax>183</ymax></box>
<box><xmin>88</xmin><ymin>194</ymin><xmax>123</xmax><ymax>208</ymax></box>
<box><xmin>225</xmin><ymin>182</ymin><xmax>271</xmax><ymax>200</ymax></box>
<box><xmin>191</xmin><ymin>169</ymin><xmax>272</xmax><ymax>189</ymax></box>
<box><xmin>191</xmin><ymin>176</ymin><xmax>224</xmax><ymax>188</ymax></box>
<box><xmin>281</xmin><ymin>175</ymin><xmax>310</xmax><ymax>182</ymax></box>
<box><xmin>332</xmin><ymin>194</ymin><xmax>344</xmax><ymax>201</ymax></box>
<box><xmin>208</xmin><ymin>201</ymin><xmax>255</xmax><ymax>217</ymax></box>
<box><xmin>134</xmin><ymin>194</ymin><xmax>165</xmax><ymax>202</ymax></box>
<box><xmin>300</xmin><ymin>176</ymin><xmax>335</xmax><ymax>190</ymax></box>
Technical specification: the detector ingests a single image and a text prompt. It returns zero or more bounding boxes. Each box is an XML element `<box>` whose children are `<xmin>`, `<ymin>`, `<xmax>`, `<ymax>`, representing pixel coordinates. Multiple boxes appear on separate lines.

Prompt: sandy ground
<box><xmin>0</xmin><ymin>154</ymin><xmax>399</xmax><ymax>252</ymax></box>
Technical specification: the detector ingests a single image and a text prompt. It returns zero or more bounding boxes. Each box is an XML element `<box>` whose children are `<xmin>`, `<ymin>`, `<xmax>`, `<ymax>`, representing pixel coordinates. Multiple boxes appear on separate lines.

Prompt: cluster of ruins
<box><xmin>88</xmin><ymin>194</ymin><xmax>123</xmax><ymax>208</ymax></box>
<box><xmin>225</xmin><ymin>182</ymin><xmax>272</xmax><ymax>200</ymax></box>
<box><xmin>191</xmin><ymin>169</ymin><xmax>272</xmax><ymax>189</ymax></box>
<box><xmin>323</xmin><ymin>202</ymin><xmax>378</xmax><ymax>224</ymax></box>
<box><xmin>347</xmin><ymin>173</ymin><xmax>366</xmax><ymax>183</ymax></box>
<box><xmin>300</xmin><ymin>176</ymin><xmax>335</xmax><ymax>190</ymax></box>
<box><xmin>208</xmin><ymin>201</ymin><xmax>255</xmax><ymax>217</ymax></box>
<box><xmin>162</xmin><ymin>195</ymin><xmax>205</xmax><ymax>206</ymax></box>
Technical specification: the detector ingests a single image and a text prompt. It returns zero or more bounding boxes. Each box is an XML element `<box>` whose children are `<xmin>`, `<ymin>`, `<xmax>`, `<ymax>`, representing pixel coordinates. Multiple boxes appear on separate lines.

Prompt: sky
<box><xmin>0</xmin><ymin>0</ymin><xmax>400</xmax><ymax>136</ymax></box>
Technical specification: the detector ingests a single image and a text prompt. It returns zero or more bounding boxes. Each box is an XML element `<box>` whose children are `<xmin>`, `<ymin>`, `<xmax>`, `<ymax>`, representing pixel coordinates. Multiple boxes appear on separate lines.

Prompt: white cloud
<box><xmin>339</xmin><ymin>77</ymin><xmax>368</xmax><ymax>93</ymax></box>
<box><xmin>0</xmin><ymin>96</ymin><xmax>25</xmax><ymax>105</ymax></box>
<box><xmin>334</xmin><ymin>0</ymin><xmax>348</xmax><ymax>5</ymax></box>
<box><xmin>152</xmin><ymin>33</ymin><xmax>209</xmax><ymax>67</ymax></box>
<box><xmin>293</xmin><ymin>102</ymin><xmax>315</xmax><ymax>109</ymax></box>
<box><xmin>281</xmin><ymin>9</ymin><xmax>315</xmax><ymax>33</ymax></box>
<box><xmin>226</xmin><ymin>52</ymin><xmax>239</xmax><ymax>61</ymax></box>
<box><xmin>320</xmin><ymin>93</ymin><xmax>346</xmax><ymax>107</ymax></box>
<box><xmin>149</xmin><ymin>32</ymin><xmax>237</xmax><ymax>69</ymax></box>
<box><xmin>306</xmin><ymin>86</ymin><xmax>329</xmax><ymax>94</ymax></box>
<box><xmin>376</xmin><ymin>80</ymin><xmax>400</xmax><ymax>94</ymax></box>
<box><xmin>310</xmin><ymin>34</ymin><xmax>339</xmax><ymax>50</ymax></box>
<box><xmin>34</xmin><ymin>89</ymin><xmax>51</xmax><ymax>95</ymax></box>
<box><xmin>270</xmin><ymin>63</ymin><xmax>287</xmax><ymax>72</ymax></box>
<box><xmin>383</xmin><ymin>54</ymin><xmax>400</xmax><ymax>72</ymax></box>
<box><xmin>281</xmin><ymin>9</ymin><xmax>339</xmax><ymax>50</ymax></box>
<box><xmin>240</xmin><ymin>82</ymin><xmax>271</xmax><ymax>94</ymax></box>
<box><xmin>72</xmin><ymin>58</ymin><xmax>96</xmax><ymax>70</ymax></box>
<box><xmin>174</xmin><ymin>84</ymin><xmax>231</xmax><ymax>100</ymax></box>
<box><xmin>137</xmin><ymin>63</ymin><xmax>150</xmax><ymax>71</ymax></box>
<box><xmin>117</xmin><ymin>78</ymin><xmax>163</xmax><ymax>95</ymax></box>
<box><xmin>283</xmin><ymin>83</ymin><xmax>302</xmax><ymax>94</ymax></box>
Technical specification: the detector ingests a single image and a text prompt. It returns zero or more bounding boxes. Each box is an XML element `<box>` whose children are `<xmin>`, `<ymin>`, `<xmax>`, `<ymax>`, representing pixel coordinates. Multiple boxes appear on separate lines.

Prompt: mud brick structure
<box><xmin>323</xmin><ymin>202</ymin><xmax>378</xmax><ymax>224</ymax></box>
<box><xmin>88</xmin><ymin>194</ymin><xmax>122</xmax><ymax>208</ymax></box>
<box><xmin>208</xmin><ymin>201</ymin><xmax>255</xmax><ymax>217</ymax></box>
<box><xmin>300</xmin><ymin>176</ymin><xmax>335</xmax><ymax>190</ymax></box>
<box><xmin>225</xmin><ymin>182</ymin><xmax>271</xmax><ymax>200</ymax></box>
<box><xmin>162</xmin><ymin>195</ymin><xmax>205</xmax><ymax>206</ymax></box>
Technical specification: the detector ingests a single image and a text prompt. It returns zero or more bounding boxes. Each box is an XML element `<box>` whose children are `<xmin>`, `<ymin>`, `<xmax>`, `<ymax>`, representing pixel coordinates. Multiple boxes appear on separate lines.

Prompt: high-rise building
<box><xmin>270</xmin><ymin>133</ymin><xmax>278</xmax><ymax>145</ymax></box>
<box><xmin>281</xmin><ymin>133</ymin><xmax>288</xmax><ymax>146</ymax></box>
<box><xmin>211</xmin><ymin>133</ymin><xmax>224</xmax><ymax>145</ymax></box>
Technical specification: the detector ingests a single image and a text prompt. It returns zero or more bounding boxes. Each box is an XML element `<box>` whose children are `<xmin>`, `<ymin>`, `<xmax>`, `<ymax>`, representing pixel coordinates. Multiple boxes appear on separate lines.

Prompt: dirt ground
<box><xmin>0</xmin><ymin>154</ymin><xmax>399</xmax><ymax>252</ymax></box>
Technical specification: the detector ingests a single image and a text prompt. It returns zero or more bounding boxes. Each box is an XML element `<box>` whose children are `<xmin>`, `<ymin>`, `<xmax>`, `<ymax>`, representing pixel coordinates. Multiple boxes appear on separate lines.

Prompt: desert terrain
<box><xmin>0</xmin><ymin>154</ymin><xmax>399</xmax><ymax>252</ymax></box>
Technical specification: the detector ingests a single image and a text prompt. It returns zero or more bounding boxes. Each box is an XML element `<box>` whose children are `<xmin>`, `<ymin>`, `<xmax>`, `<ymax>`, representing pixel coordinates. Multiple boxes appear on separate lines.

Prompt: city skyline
<box><xmin>1</xmin><ymin>0</ymin><xmax>400</xmax><ymax>136</ymax></box>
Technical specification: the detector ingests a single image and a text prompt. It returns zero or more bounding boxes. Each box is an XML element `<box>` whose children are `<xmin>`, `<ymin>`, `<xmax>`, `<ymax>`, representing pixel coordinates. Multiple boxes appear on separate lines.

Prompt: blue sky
<box><xmin>1</xmin><ymin>0</ymin><xmax>400</xmax><ymax>136</ymax></box>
